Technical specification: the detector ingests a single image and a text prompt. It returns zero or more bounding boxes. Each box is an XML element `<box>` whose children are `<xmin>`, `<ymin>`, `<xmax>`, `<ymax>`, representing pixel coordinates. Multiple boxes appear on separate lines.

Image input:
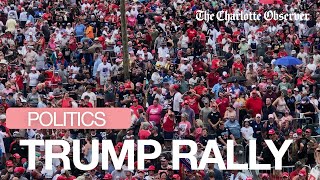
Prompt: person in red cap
<box><xmin>103</xmin><ymin>173</ymin><xmax>112</xmax><ymax>180</ymax></box>
<box><xmin>13</xmin><ymin>167</ymin><xmax>27</xmax><ymax>180</ymax></box>
<box><xmin>172</xmin><ymin>174</ymin><xmax>180</xmax><ymax>180</ymax></box>
<box><xmin>183</xmin><ymin>89</ymin><xmax>200</xmax><ymax>120</ymax></box>
<box><xmin>291</xmin><ymin>168</ymin><xmax>307</xmax><ymax>179</ymax></box>
<box><xmin>260</xmin><ymin>173</ymin><xmax>269</xmax><ymax>179</ymax></box>
<box><xmin>130</xmin><ymin>98</ymin><xmax>144</xmax><ymax>118</ymax></box>
<box><xmin>12</xmin><ymin>153</ymin><xmax>21</xmax><ymax>165</ymax></box>
<box><xmin>282</xmin><ymin>172</ymin><xmax>289</xmax><ymax>179</ymax></box>
<box><xmin>2</xmin><ymin>160</ymin><xmax>15</xmax><ymax>179</ymax></box>
<box><xmin>145</xmin><ymin>165</ymin><xmax>156</xmax><ymax>180</ymax></box>
<box><xmin>246</xmin><ymin>90</ymin><xmax>263</xmax><ymax>117</ymax></box>
<box><xmin>296</xmin><ymin>128</ymin><xmax>303</xmax><ymax>137</ymax></box>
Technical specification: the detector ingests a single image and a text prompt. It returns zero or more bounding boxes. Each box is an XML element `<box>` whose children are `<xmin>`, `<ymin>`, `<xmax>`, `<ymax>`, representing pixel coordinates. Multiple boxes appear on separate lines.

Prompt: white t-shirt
<box><xmin>173</xmin><ymin>92</ymin><xmax>182</xmax><ymax>112</ymax></box>
<box><xmin>81</xmin><ymin>92</ymin><xmax>97</xmax><ymax>106</ymax></box>
<box><xmin>189</xmin><ymin>77</ymin><xmax>199</xmax><ymax>86</ymax></box>
<box><xmin>0</xmin><ymin>132</ymin><xmax>6</xmax><ymax>153</ymax></box>
<box><xmin>151</xmin><ymin>72</ymin><xmax>161</xmax><ymax>85</ymax></box>
<box><xmin>97</xmin><ymin>63</ymin><xmax>112</xmax><ymax>78</ymax></box>
<box><xmin>29</xmin><ymin>72</ymin><xmax>39</xmax><ymax>87</ymax></box>
<box><xmin>68</xmin><ymin>65</ymin><xmax>80</xmax><ymax>79</ymax></box>
<box><xmin>241</xmin><ymin>126</ymin><xmax>254</xmax><ymax>140</ymax></box>
<box><xmin>308</xmin><ymin>165</ymin><xmax>320</xmax><ymax>180</ymax></box>
<box><xmin>180</xmin><ymin>35</ymin><xmax>189</xmax><ymax>48</ymax></box>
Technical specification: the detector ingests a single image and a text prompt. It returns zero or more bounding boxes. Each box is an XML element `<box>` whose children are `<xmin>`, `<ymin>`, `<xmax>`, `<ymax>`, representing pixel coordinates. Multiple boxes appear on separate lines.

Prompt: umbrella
<box><xmin>274</xmin><ymin>56</ymin><xmax>302</xmax><ymax>66</ymax></box>
<box><xmin>226</xmin><ymin>76</ymin><xmax>247</xmax><ymax>83</ymax></box>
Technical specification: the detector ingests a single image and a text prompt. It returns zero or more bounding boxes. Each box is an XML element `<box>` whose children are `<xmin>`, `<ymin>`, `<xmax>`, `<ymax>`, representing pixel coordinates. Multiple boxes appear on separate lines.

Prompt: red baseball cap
<box><xmin>282</xmin><ymin>172</ymin><xmax>289</xmax><ymax>178</ymax></box>
<box><xmin>103</xmin><ymin>174</ymin><xmax>112</xmax><ymax>180</ymax></box>
<box><xmin>6</xmin><ymin>160</ymin><xmax>14</xmax><ymax>167</ymax></box>
<box><xmin>13</xmin><ymin>153</ymin><xmax>21</xmax><ymax>159</ymax></box>
<box><xmin>296</xmin><ymin>128</ymin><xmax>303</xmax><ymax>135</ymax></box>
<box><xmin>299</xmin><ymin>169</ymin><xmax>306</xmax><ymax>176</ymax></box>
<box><xmin>14</xmin><ymin>167</ymin><xmax>25</xmax><ymax>174</ymax></box>
<box><xmin>148</xmin><ymin>165</ymin><xmax>156</xmax><ymax>171</ymax></box>
<box><xmin>261</xmin><ymin>173</ymin><xmax>269</xmax><ymax>178</ymax></box>
<box><xmin>173</xmin><ymin>174</ymin><xmax>181</xmax><ymax>179</ymax></box>
<box><xmin>268</xmin><ymin>129</ymin><xmax>275</xmax><ymax>135</ymax></box>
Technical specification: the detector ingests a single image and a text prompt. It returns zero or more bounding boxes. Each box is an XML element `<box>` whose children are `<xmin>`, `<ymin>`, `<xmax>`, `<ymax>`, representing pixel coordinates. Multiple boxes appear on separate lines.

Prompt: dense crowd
<box><xmin>0</xmin><ymin>0</ymin><xmax>319</xmax><ymax>179</ymax></box>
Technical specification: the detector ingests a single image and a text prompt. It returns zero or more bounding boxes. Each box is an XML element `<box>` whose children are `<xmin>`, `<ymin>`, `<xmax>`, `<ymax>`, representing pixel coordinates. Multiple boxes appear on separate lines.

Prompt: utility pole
<box><xmin>120</xmin><ymin>0</ymin><xmax>130</xmax><ymax>80</ymax></box>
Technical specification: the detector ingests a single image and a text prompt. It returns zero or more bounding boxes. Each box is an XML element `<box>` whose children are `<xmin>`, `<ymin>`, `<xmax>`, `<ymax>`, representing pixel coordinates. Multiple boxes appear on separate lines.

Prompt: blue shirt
<box><xmin>75</xmin><ymin>24</ymin><xmax>86</xmax><ymax>37</ymax></box>
<box><xmin>28</xmin><ymin>15</ymin><xmax>35</xmax><ymax>24</ymax></box>
<box><xmin>212</xmin><ymin>83</ymin><xmax>221</xmax><ymax>98</ymax></box>
<box><xmin>181</xmin><ymin>107</ymin><xmax>195</xmax><ymax>124</ymax></box>
<box><xmin>93</xmin><ymin>58</ymin><xmax>102</xmax><ymax>78</ymax></box>
<box><xmin>230</xmin><ymin>85</ymin><xmax>245</xmax><ymax>94</ymax></box>
<box><xmin>80</xmin><ymin>38</ymin><xmax>93</xmax><ymax>44</ymax></box>
<box><xmin>163</xmin><ymin>75</ymin><xmax>174</xmax><ymax>84</ymax></box>
<box><xmin>224</xmin><ymin>120</ymin><xmax>241</xmax><ymax>139</ymax></box>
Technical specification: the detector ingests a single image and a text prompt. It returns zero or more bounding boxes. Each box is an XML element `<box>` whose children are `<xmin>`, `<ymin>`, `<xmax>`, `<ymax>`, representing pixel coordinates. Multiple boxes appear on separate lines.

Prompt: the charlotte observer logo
<box><xmin>195</xmin><ymin>10</ymin><xmax>309</xmax><ymax>23</ymax></box>
<box><xmin>196</xmin><ymin>0</ymin><xmax>309</xmax><ymax>22</ymax></box>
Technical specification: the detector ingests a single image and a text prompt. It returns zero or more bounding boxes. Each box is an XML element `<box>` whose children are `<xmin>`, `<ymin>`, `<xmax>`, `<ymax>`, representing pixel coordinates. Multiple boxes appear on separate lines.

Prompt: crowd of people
<box><xmin>0</xmin><ymin>0</ymin><xmax>318</xmax><ymax>179</ymax></box>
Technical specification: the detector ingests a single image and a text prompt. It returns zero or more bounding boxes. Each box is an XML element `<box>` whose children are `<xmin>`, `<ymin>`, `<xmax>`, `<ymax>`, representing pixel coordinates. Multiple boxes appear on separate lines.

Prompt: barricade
<box><xmin>256</xmin><ymin>166</ymin><xmax>295</xmax><ymax>179</ymax></box>
<box><xmin>291</xmin><ymin>117</ymin><xmax>314</xmax><ymax>129</ymax></box>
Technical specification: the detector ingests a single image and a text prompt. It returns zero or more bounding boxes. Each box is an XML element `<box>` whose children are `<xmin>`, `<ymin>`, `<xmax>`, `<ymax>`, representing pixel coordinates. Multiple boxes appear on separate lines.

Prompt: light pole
<box><xmin>120</xmin><ymin>0</ymin><xmax>130</xmax><ymax>80</ymax></box>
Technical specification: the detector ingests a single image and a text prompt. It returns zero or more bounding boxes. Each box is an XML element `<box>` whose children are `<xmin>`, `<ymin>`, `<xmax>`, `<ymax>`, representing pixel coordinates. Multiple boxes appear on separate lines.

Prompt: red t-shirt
<box><xmin>232</xmin><ymin>30</ymin><xmax>241</xmax><ymax>42</ymax></box>
<box><xmin>217</xmin><ymin>34</ymin><xmax>224</xmax><ymax>44</ymax></box>
<box><xmin>216</xmin><ymin>97</ymin><xmax>229</xmax><ymax>117</ymax></box>
<box><xmin>186</xmin><ymin>28</ymin><xmax>197</xmax><ymax>41</ymax></box>
<box><xmin>211</xmin><ymin>59</ymin><xmax>220</xmax><ymax>69</ymax></box>
<box><xmin>15</xmin><ymin>75</ymin><xmax>24</xmax><ymax>90</ymax></box>
<box><xmin>61</xmin><ymin>98</ymin><xmax>72</xmax><ymax>108</ymax></box>
<box><xmin>130</xmin><ymin>105</ymin><xmax>144</xmax><ymax>118</ymax></box>
<box><xmin>194</xmin><ymin>85</ymin><xmax>205</xmax><ymax>95</ymax></box>
<box><xmin>138</xmin><ymin>129</ymin><xmax>151</xmax><ymax>139</ymax></box>
<box><xmin>163</xmin><ymin>115</ymin><xmax>174</xmax><ymax>132</ymax></box>
<box><xmin>192</xmin><ymin>61</ymin><xmax>204</xmax><ymax>73</ymax></box>
<box><xmin>81</xmin><ymin>102</ymin><xmax>93</xmax><ymax>108</ymax></box>
<box><xmin>246</xmin><ymin>97</ymin><xmax>263</xmax><ymax>117</ymax></box>
<box><xmin>278</xmin><ymin>51</ymin><xmax>288</xmax><ymax>58</ymax></box>
<box><xmin>262</xmin><ymin>70</ymin><xmax>276</xmax><ymax>80</ymax></box>
<box><xmin>185</xmin><ymin>96</ymin><xmax>200</xmax><ymax>114</ymax></box>
<box><xmin>207</xmin><ymin>72</ymin><xmax>219</xmax><ymax>88</ymax></box>
<box><xmin>199</xmin><ymin>32</ymin><xmax>206</xmax><ymax>45</ymax></box>
<box><xmin>232</xmin><ymin>62</ymin><xmax>244</xmax><ymax>73</ymax></box>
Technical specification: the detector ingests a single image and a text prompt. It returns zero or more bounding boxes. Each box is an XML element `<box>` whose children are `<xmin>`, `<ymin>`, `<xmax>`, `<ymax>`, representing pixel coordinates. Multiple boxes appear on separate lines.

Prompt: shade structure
<box><xmin>274</xmin><ymin>56</ymin><xmax>303</xmax><ymax>66</ymax></box>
